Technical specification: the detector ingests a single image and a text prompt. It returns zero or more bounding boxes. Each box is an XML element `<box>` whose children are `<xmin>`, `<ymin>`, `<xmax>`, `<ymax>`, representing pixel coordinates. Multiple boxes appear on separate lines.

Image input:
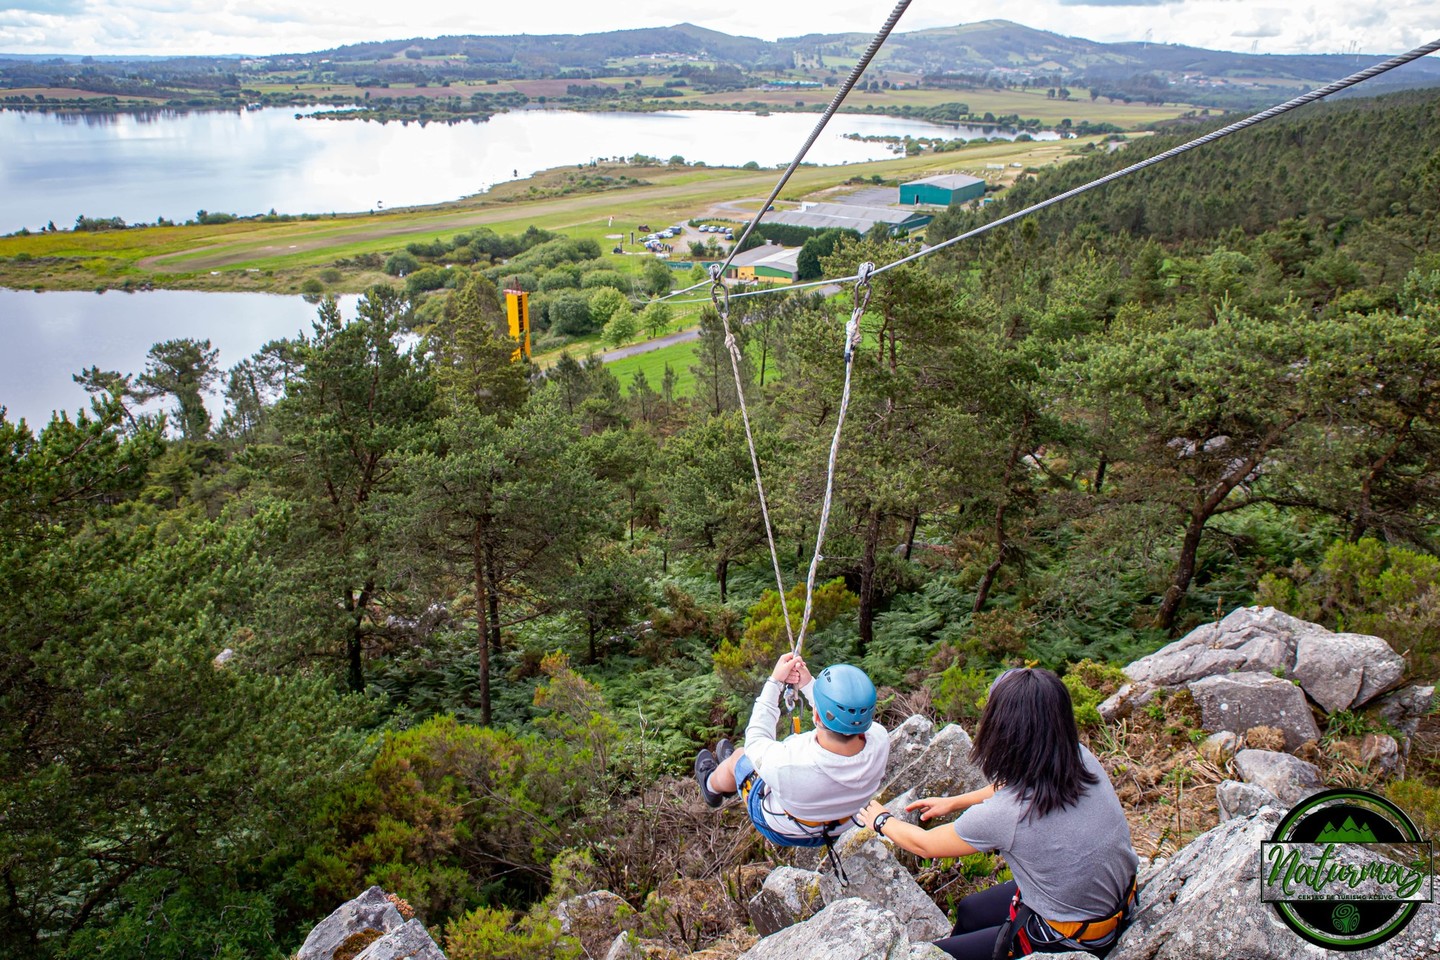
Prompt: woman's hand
<box><xmin>905</xmin><ymin>795</ymin><xmax>960</xmax><ymax>822</ymax></box>
<box><xmin>856</xmin><ymin>798</ymin><xmax>889</xmax><ymax>830</ymax></box>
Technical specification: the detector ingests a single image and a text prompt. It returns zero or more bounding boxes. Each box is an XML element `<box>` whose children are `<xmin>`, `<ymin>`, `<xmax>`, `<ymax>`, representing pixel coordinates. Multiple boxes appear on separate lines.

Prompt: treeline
<box><xmin>4</xmin><ymin>87</ymin><xmax>1440</xmax><ymax>958</ymax></box>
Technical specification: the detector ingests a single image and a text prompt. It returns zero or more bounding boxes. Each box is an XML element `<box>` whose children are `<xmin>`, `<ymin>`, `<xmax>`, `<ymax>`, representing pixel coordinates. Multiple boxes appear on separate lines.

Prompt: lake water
<box><xmin>0</xmin><ymin>105</ymin><xmax>1055</xmax><ymax>425</ymax></box>
<box><xmin>0</xmin><ymin>106</ymin><xmax>1054</xmax><ymax>234</ymax></box>
<box><xmin>0</xmin><ymin>288</ymin><xmax>359</xmax><ymax>426</ymax></box>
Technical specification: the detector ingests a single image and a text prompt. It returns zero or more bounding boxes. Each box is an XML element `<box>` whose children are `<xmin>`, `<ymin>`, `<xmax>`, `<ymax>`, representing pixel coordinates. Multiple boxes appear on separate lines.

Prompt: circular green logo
<box><xmin>1264</xmin><ymin>788</ymin><xmax>1433</xmax><ymax>951</ymax></box>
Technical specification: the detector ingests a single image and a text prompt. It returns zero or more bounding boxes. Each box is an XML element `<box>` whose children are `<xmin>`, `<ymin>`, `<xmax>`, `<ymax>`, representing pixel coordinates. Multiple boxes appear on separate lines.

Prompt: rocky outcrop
<box><xmin>297</xmin><ymin>886</ymin><xmax>407</xmax><ymax>960</ymax></box>
<box><xmin>352</xmin><ymin>920</ymin><xmax>446</xmax><ymax>960</ymax></box>
<box><xmin>1188</xmin><ymin>672</ymin><xmax>1321</xmax><ymax>750</ymax></box>
<box><xmin>882</xmin><ymin>715</ymin><xmax>936</xmax><ymax>786</ymax></box>
<box><xmin>1292</xmin><ymin>630</ymin><xmax>1406</xmax><ymax>713</ymax></box>
<box><xmin>1107</xmin><ymin>809</ymin><xmax>1440</xmax><ymax>960</ymax></box>
<box><xmin>1124</xmin><ymin>606</ymin><xmax>1312</xmax><ymax>686</ymax></box>
<box><xmin>880</xmin><ymin>723</ymin><xmax>987</xmax><ymax>826</ymax></box>
<box><xmin>1231</xmin><ymin>748</ymin><xmax>1324</xmax><ymax>806</ymax></box>
<box><xmin>736</xmin><ymin>897</ymin><xmax>926</xmax><ymax>960</ymax></box>
<box><xmin>1124</xmin><ymin>604</ymin><xmax>1406</xmax><ymax>712</ymax></box>
<box><xmin>817</xmin><ymin>832</ymin><xmax>948</xmax><ymax>943</ymax></box>
<box><xmin>746</xmin><ymin>867</ymin><xmax>822</xmax><ymax>937</ymax></box>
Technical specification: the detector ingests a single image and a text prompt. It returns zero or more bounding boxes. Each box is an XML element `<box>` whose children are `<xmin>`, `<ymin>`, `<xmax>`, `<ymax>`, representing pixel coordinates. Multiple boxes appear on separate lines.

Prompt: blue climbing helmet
<box><xmin>812</xmin><ymin>664</ymin><xmax>876</xmax><ymax>734</ymax></box>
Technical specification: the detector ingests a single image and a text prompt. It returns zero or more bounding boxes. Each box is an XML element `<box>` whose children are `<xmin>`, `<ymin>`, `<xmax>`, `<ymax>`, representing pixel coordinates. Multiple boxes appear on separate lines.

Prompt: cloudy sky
<box><xmin>0</xmin><ymin>0</ymin><xmax>1435</xmax><ymax>59</ymax></box>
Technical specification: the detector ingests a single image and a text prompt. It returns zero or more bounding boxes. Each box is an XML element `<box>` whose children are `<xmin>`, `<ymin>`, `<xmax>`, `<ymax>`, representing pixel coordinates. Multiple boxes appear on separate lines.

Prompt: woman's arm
<box><xmin>857</xmin><ymin>799</ymin><xmax>979</xmax><ymax>860</ymax></box>
<box><xmin>906</xmin><ymin>783</ymin><xmax>997</xmax><ymax>821</ymax></box>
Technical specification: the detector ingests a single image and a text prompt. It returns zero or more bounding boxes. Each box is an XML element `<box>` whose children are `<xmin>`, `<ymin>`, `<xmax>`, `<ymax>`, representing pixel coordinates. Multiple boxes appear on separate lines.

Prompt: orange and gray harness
<box><xmin>992</xmin><ymin>875</ymin><xmax>1137</xmax><ymax>959</ymax></box>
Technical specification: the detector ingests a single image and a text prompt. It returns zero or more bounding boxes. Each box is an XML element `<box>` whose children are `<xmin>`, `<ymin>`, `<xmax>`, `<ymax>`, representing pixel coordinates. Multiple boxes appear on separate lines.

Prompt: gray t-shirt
<box><xmin>954</xmin><ymin>745</ymin><xmax>1138</xmax><ymax>922</ymax></box>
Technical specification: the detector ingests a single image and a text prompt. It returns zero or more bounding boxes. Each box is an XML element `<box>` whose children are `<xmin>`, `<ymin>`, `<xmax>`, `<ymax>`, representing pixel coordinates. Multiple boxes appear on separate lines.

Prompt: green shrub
<box><xmin>384</xmin><ymin>251</ymin><xmax>420</xmax><ymax>276</ymax></box>
<box><xmin>933</xmin><ymin>665</ymin><xmax>991</xmax><ymax>723</ymax></box>
<box><xmin>1258</xmin><ymin>538</ymin><xmax>1440</xmax><ymax>678</ymax></box>
<box><xmin>581</xmin><ymin>269</ymin><xmax>627</xmax><ymax>291</ymax></box>
<box><xmin>1384</xmin><ymin>780</ymin><xmax>1440</xmax><ymax>844</ymax></box>
<box><xmin>713</xmin><ymin>579</ymin><xmax>857</xmax><ymax>694</ymax></box>
<box><xmin>444</xmin><ymin>907</ymin><xmax>581</xmax><ymax>960</ymax></box>
<box><xmin>1062</xmin><ymin>659</ymin><xmax>1130</xmax><ymax>727</ymax></box>
<box><xmin>300</xmin><ymin>277</ymin><xmax>324</xmax><ymax>295</ymax></box>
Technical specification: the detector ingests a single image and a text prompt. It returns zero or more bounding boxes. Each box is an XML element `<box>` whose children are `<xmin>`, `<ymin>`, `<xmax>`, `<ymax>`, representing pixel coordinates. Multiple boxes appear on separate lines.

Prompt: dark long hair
<box><xmin>971</xmin><ymin>668</ymin><xmax>1099</xmax><ymax>819</ymax></box>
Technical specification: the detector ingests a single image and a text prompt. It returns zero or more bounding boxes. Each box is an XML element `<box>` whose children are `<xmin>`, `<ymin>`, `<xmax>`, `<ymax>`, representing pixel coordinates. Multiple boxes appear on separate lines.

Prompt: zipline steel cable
<box><xmin>705</xmin><ymin>32</ymin><xmax>1440</xmax><ymax>710</ymax></box>
<box><xmin>667</xmin><ymin>36</ymin><xmax>1440</xmax><ymax>309</ymax></box>
<box><xmin>657</xmin><ymin>0</ymin><xmax>915</xmax><ymax>304</ymax></box>
<box><xmin>701</xmin><ymin>0</ymin><xmax>916</xmax><ymax>676</ymax></box>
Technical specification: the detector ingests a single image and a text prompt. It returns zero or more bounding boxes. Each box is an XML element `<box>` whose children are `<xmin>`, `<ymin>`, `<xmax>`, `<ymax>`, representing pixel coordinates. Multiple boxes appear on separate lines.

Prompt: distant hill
<box><xmin>315</xmin><ymin>23</ymin><xmax>778</xmax><ymax>71</ymax></box>
<box><xmin>783</xmin><ymin>19</ymin><xmax>1440</xmax><ymax>88</ymax></box>
<box><xmin>3</xmin><ymin>19</ymin><xmax>1437</xmax><ymax>104</ymax></box>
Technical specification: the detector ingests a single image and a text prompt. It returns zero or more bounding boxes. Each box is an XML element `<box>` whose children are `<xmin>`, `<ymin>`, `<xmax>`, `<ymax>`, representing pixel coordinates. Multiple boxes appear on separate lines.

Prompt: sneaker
<box><xmin>694</xmin><ymin>748</ymin><xmax>723</xmax><ymax>808</ymax></box>
<box><xmin>716</xmin><ymin>738</ymin><xmax>735</xmax><ymax>764</ymax></box>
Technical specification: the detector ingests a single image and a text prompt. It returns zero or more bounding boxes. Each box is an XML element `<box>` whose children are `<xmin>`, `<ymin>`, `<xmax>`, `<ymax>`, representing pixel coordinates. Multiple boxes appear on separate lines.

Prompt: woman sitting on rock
<box><xmin>857</xmin><ymin>667</ymin><xmax>1138</xmax><ymax>959</ymax></box>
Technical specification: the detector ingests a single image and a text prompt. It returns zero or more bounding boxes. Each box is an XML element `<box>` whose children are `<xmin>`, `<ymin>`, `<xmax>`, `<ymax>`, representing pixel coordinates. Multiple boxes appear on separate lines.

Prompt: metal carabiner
<box><xmin>708</xmin><ymin>263</ymin><xmax>730</xmax><ymax>319</ymax></box>
<box><xmin>845</xmin><ymin>261</ymin><xmax>875</xmax><ymax>360</ymax></box>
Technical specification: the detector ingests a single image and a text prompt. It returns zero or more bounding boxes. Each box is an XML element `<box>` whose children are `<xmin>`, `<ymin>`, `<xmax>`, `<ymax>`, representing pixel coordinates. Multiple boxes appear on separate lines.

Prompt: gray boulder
<box><xmin>1125</xmin><ymin>606</ymin><xmax>1312</xmax><ymax>686</ymax></box>
<box><xmin>883</xmin><ymin>714</ymin><xmax>936</xmax><ymax>786</ymax></box>
<box><xmin>1110</xmin><ymin>808</ymin><xmax>1440</xmax><ymax>960</ymax></box>
<box><xmin>353</xmin><ymin>919</ymin><xmax>445</xmax><ymax>960</ymax></box>
<box><xmin>1188</xmin><ymin>672</ymin><xmax>1321</xmax><ymax>750</ymax></box>
<box><xmin>1292</xmin><ymin>630</ymin><xmax>1405</xmax><ymax>712</ymax></box>
<box><xmin>1097</xmin><ymin>682</ymin><xmax>1157</xmax><ymax>723</ymax></box>
<box><xmin>747</xmin><ymin>866</ymin><xmax>824</xmax><ymax>937</ymax></box>
<box><xmin>819</xmin><ymin>831</ymin><xmax>949</xmax><ymax>943</ymax></box>
<box><xmin>879</xmin><ymin>724</ymin><xmax>987</xmax><ymax>819</ymax></box>
<box><xmin>738</xmin><ymin>897</ymin><xmax>912</xmax><ymax>960</ymax></box>
<box><xmin>1360</xmin><ymin>733</ymin><xmax>1402</xmax><ymax>777</ymax></box>
<box><xmin>1215</xmin><ymin>779</ymin><xmax>1279</xmax><ymax>821</ymax></box>
<box><xmin>297</xmin><ymin>886</ymin><xmax>405</xmax><ymax>960</ymax></box>
<box><xmin>1232</xmin><ymin>749</ymin><xmax>1323</xmax><ymax>807</ymax></box>
<box><xmin>1374</xmin><ymin>685</ymin><xmax>1436</xmax><ymax>741</ymax></box>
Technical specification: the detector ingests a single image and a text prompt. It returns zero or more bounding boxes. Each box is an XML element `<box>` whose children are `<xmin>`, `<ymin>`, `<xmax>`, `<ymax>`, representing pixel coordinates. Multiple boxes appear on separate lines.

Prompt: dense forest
<box><xmin>3</xmin><ymin>87</ymin><xmax>1440</xmax><ymax>957</ymax></box>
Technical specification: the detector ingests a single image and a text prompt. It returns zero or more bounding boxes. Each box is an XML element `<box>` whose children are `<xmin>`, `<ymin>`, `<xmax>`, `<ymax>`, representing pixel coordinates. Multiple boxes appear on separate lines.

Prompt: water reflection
<box><xmin>0</xmin><ymin>106</ymin><xmax>1053</xmax><ymax>233</ymax></box>
<box><xmin>0</xmin><ymin>288</ymin><xmax>360</xmax><ymax>426</ymax></box>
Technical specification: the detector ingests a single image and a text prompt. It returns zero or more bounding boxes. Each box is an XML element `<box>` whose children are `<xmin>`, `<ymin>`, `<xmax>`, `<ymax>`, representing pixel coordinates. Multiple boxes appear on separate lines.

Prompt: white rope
<box><xmin>711</xmin><ymin>267</ymin><xmax>795</xmax><ymax>649</ymax></box>
<box><xmin>792</xmin><ymin>264</ymin><xmax>873</xmax><ymax>658</ymax></box>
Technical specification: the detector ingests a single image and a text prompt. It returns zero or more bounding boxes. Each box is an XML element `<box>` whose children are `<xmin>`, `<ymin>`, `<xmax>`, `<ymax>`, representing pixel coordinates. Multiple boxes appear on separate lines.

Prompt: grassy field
<box><xmin>674</xmin><ymin>85</ymin><xmax>1195</xmax><ymax>127</ymax></box>
<box><xmin>604</xmin><ymin>339</ymin><xmax>701</xmax><ymax>397</ymax></box>
<box><xmin>0</xmin><ymin>133</ymin><xmax>1117</xmax><ymax>293</ymax></box>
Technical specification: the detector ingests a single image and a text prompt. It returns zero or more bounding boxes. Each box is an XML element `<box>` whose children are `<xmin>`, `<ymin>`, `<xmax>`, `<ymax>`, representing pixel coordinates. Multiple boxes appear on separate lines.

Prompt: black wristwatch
<box><xmin>872</xmin><ymin>812</ymin><xmax>893</xmax><ymax>837</ymax></box>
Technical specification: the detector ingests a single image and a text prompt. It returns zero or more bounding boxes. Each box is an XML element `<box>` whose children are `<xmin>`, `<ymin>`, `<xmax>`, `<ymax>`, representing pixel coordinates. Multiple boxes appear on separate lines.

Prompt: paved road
<box><xmin>594</xmin><ymin>326</ymin><xmax>702</xmax><ymax>363</ymax></box>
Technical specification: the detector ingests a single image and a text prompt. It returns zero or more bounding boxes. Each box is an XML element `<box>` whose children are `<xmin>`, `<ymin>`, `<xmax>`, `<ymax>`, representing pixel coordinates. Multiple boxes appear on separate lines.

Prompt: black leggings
<box><xmin>933</xmin><ymin>881</ymin><xmax>1091</xmax><ymax>959</ymax></box>
<box><xmin>932</xmin><ymin>880</ymin><xmax>1017</xmax><ymax>960</ymax></box>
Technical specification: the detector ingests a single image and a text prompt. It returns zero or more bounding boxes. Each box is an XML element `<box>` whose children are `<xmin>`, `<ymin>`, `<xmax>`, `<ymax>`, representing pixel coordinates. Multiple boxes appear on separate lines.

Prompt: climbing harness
<box><xmin>991</xmin><ymin>875</ymin><xmax>1137</xmax><ymax>959</ymax></box>
<box><xmin>738</xmin><ymin>765</ymin><xmax>856</xmax><ymax>885</ymax></box>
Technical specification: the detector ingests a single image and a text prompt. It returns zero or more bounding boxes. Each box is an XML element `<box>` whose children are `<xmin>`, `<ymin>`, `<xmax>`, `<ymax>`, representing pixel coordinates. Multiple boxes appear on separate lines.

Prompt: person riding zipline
<box><xmin>695</xmin><ymin>652</ymin><xmax>890</xmax><ymax>856</ymax></box>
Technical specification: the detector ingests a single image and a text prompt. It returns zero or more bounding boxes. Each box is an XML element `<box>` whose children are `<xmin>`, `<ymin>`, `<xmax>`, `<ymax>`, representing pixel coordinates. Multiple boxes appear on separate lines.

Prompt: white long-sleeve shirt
<box><xmin>745</xmin><ymin>678</ymin><xmax>891</xmax><ymax>831</ymax></box>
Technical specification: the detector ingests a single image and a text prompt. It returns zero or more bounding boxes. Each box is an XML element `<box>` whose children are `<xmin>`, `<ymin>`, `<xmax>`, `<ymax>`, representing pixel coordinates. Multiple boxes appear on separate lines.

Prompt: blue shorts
<box><xmin>735</xmin><ymin>753</ymin><xmax>827</xmax><ymax>848</ymax></box>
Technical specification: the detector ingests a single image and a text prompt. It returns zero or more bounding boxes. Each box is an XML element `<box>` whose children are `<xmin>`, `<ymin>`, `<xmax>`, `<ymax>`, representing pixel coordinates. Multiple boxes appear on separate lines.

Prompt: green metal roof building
<box><xmin>900</xmin><ymin>173</ymin><xmax>986</xmax><ymax>207</ymax></box>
